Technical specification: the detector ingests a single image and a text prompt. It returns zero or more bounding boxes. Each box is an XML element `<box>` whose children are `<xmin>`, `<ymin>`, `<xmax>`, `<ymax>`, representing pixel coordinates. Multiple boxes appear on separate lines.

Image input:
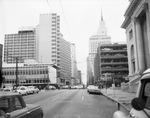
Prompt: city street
<box><xmin>24</xmin><ymin>89</ymin><xmax>117</xmax><ymax>118</ymax></box>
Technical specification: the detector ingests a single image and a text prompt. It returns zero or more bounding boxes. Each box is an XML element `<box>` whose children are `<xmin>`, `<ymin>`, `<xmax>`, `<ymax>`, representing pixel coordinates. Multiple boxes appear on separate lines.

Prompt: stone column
<box><xmin>132</xmin><ymin>18</ymin><xmax>139</xmax><ymax>73</ymax></box>
<box><xmin>135</xmin><ymin>18</ymin><xmax>145</xmax><ymax>72</ymax></box>
<box><xmin>145</xmin><ymin>3</ymin><xmax>150</xmax><ymax>68</ymax></box>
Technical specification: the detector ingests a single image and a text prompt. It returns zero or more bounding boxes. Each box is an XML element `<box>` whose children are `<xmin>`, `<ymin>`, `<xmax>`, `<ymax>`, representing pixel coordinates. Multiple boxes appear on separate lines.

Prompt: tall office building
<box><xmin>89</xmin><ymin>13</ymin><xmax>111</xmax><ymax>67</ymax></box>
<box><xmin>70</xmin><ymin>43</ymin><xmax>78</xmax><ymax>85</ymax></box>
<box><xmin>38</xmin><ymin>13</ymin><xmax>60</xmax><ymax>64</ymax></box>
<box><xmin>88</xmin><ymin>12</ymin><xmax>111</xmax><ymax>84</ymax></box>
<box><xmin>4</xmin><ymin>27</ymin><xmax>38</xmax><ymax>63</ymax></box>
<box><xmin>39</xmin><ymin>13</ymin><xmax>71</xmax><ymax>85</ymax></box>
<box><xmin>59</xmin><ymin>34</ymin><xmax>71</xmax><ymax>85</ymax></box>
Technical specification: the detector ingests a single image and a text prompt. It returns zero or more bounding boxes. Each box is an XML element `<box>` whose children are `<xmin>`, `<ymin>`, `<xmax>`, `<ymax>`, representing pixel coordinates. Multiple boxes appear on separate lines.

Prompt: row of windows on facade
<box><xmin>5</xmin><ymin>47</ymin><xmax>35</xmax><ymax>50</ymax></box>
<box><xmin>4</xmin><ymin>55</ymin><xmax>36</xmax><ymax>58</ymax></box>
<box><xmin>5</xmin><ymin>47</ymin><xmax>36</xmax><ymax>50</ymax></box>
<box><xmin>5</xmin><ymin>39</ymin><xmax>35</xmax><ymax>43</ymax></box>
<box><xmin>5</xmin><ymin>44</ymin><xmax>36</xmax><ymax>46</ymax></box>
<box><xmin>101</xmin><ymin>59</ymin><xmax>128</xmax><ymax>63</ymax></box>
<box><xmin>4</xmin><ymin>50</ymin><xmax>36</xmax><ymax>53</ymax></box>
<box><xmin>2</xmin><ymin>69</ymin><xmax>48</xmax><ymax>75</ymax></box>
<box><xmin>5</xmin><ymin>79</ymin><xmax>49</xmax><ymax>84</ymax></box>
<box><xmin>5</xmin><ymin>34</ymin><xmax>35</xmax><ymax>38</ymax></box>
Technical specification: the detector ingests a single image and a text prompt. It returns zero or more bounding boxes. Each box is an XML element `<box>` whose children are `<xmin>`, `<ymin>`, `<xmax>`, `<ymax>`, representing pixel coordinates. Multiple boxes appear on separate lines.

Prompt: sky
<box><xmin>0</xmin><ymin>0</ymin><xmax>130</xmax><ymax>84</ymax></box>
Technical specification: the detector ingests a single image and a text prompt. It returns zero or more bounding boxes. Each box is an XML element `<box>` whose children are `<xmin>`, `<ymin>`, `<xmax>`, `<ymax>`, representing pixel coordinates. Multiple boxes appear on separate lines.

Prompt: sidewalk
<box><xmin>101</xmin><ymin>87</ymin><xmax>136</xmax><ymax>110</ymax></box>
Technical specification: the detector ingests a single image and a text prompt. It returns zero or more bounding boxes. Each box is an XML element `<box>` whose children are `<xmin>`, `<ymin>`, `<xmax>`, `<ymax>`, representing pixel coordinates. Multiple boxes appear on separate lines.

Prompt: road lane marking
<box><xmin>52</xmin><ymin>96</ymin><xmax>59</xmax><ymax>101</ymax></box>
<box><xmin>77</xmin><ymin>115</ymin><xmax>81</xmax><ymax>118</ymax></box>
<box><xmin>82</xmin><ymin>95</ymin><xmax>84</xmax><ymax>100</ymax></box>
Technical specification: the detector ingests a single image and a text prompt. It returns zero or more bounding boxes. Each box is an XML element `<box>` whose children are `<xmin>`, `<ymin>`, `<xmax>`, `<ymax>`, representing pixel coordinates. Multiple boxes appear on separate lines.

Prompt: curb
<box><xmin>101</xmin><ymin>92</ymin><xmax>131</xmax><ymax>112</ymax></box>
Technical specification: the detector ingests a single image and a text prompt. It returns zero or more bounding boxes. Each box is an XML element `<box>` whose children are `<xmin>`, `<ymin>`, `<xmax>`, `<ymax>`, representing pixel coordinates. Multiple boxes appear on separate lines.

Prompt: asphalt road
<box><xmin>24</xmin><ymin>89</ymin><xmax>117</xmax><ymax>118</ymax></box>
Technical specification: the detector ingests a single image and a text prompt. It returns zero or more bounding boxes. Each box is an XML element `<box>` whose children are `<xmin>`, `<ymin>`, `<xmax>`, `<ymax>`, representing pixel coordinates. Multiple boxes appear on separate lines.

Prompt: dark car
<box><xmin>0</xmin><ymin>92</ymin><xmax>43</xmax><ymax>118</ymax></box>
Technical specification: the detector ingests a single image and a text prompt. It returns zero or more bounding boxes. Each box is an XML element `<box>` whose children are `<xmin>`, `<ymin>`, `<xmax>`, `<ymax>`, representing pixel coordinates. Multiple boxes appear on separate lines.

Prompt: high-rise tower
<box><xmin>88</xmin><ymin>11</ymin><xmax>111</xmax><ymax>84</ymax></box>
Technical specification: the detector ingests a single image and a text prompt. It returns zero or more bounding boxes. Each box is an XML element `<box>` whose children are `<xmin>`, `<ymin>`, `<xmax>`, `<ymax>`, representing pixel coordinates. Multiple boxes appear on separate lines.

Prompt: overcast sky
<box><xmin>0</xmin><ymin>0</ymin><xmax>130</xmax><ymax>84</ymax></box>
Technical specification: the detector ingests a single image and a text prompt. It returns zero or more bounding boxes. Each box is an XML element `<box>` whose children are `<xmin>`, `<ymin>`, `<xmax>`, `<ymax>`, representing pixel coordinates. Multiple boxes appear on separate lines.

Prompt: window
<box><xmin>11</xmin><ymin>97</ymin><xmax>23</xmax><ymax>111</ymax></box>
<box><xmin>129</xmin><ymin>30</ymin><xmax>133</xmax><ymax>40</ymax></box>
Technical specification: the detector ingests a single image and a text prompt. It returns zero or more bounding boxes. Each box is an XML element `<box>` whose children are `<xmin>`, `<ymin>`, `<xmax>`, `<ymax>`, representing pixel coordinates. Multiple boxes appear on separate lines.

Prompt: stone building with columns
<box><xmin>121</xmin><ymin>0</ymin><xmax>150</xmax><ymax>92</ymax></box>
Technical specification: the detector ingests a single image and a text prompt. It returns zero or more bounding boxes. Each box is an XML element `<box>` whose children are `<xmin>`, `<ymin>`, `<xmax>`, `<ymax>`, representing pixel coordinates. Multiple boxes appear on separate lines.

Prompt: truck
<box><xmin>113</xmin><ymin>68</ymin><xmax>150</xmax><ymax>118</ymax></box>
<box><xmin>0</xmin><ymin>92</ymin><xmax>43</xmax><ymax>118</ymax></box>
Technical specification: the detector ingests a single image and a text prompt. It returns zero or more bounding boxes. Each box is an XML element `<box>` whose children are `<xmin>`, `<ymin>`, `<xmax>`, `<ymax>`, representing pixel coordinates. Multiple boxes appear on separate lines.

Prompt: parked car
<box><xmin>87</xmin><ymin>85</ymin><xmax>101</xmax><ymax>94</ymax></box>
<box><xmin>27</xmin><ymin>86</ymin><xmax>34</xmax><ymax>94</ymax></box>
<box><xmin>3</xmin><ymin>88</ymin><xmax>13</xmax><ymax>92</ymax></box>
<box><xmin>27</xmin><ymin>86</ymin><xmax>39</xmax><ymax>94</ymax></box>
<box><xmin>61</xmin><ymin>85</ymin><xmax>69</xmax><ymax>89</ymax></box>
<box><xmin>44</xmin><ymin>85</ymin><xmax>56</xmax><ymax>90</ymax></box>
<box><xmin>15</xmin><ymin>86</ymin><xmax>29</xmax><ymax>95</ymax></box>
<box><xmin>49</xmin><ymin>85</ymin><xmax>56</xmax><ymax>90</ymax></box>
<box><xmin>0</xmin><ymin>92</ymin><xmax>43</xmax><ymax>118</ymax></box>
<box><xmin>113</xmin><ymin>68</ymin><xmax>150</xmax><ymax>118</ymax></box>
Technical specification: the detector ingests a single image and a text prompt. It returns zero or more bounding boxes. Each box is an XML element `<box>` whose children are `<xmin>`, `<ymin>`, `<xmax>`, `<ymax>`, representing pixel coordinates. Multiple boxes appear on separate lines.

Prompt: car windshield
<box><xmin>143</xmin><ymin>81</ymin><xmax>150</xmax><ymax>109</ymax></box>
<box><xmin>20</xmin><ymin>88</ymin><xmax>25</xmax><ymax>90</ymax></box>
<box><xmin>0</xmin><ymin>0</ymin><xmax>139</xmax><ymax>118</ymax></box>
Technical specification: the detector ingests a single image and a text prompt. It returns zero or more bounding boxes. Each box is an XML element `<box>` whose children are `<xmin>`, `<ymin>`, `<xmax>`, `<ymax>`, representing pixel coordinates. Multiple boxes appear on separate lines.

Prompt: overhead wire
<box><xmin>58</xmin><ymin>0</ymin><xmax>72</xmax><ymax>41</ymax></box>
<box><xmin>45</xmin><ymin>0</ymin><xmax>53</xmax><ymax>13</ymax></box>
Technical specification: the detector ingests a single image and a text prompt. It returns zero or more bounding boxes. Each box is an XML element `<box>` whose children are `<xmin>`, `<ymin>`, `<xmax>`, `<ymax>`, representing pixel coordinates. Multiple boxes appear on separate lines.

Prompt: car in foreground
<box><xmin>113</xmin><ymin>68</ymin><xmax>150</xmax><ymax>118</ymax></box>
<box><xmin>87</xmin><ymin>85</ymin><xmax>101</xmax><ymax>94</ymax></box>
<box><xmin>0</xmin><ymin>92</ymin><xmax>43</xmax><ymax>118</ymax></box>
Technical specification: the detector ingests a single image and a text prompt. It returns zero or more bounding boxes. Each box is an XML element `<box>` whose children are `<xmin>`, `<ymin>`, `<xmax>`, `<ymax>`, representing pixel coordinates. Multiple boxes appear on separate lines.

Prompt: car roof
<box><xmin>141</xmin><ymin>68</ymin><xmax>150</xmax><ymax>80</ymax></box>
<box><xmin>0</xmin><ymin>92</ymin><xmax>20</xmax><ymax>98</ymax></box>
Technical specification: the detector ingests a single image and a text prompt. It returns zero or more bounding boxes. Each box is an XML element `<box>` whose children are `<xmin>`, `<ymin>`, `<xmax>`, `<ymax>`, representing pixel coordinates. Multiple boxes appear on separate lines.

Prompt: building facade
<box><xmin>59</xmin><ymin>34</ymin><xmax>71</xmax><ymax>85</ymax></box>
<box><xmin>70</xmin><ymin>43</ymin><xmax>78</xmax><ymax>85</ymax></box>
<box><xmin>94</xmin><ymin>43</ymin><xmax>129</xmax><ymax>87</ymax></box>
<box><xmin>121</xmin><ymin>0</ymin><xmax>150</xmax><ymax>92</ymax></box>
<box><xmin>39</xmin><ymin>13</ymin><xmax>72</xmax><ymax>85</ymax></box>
<box><xmin>2</xmin><ymin>62</ymin><xmax>57</xmax><ymax>89</ymax></box>
<box><xmin>86</xmin><ymin>56</ymin><xmax>93</xmax><ymax>85</ymax></box>
<box><xmin>38</xmin><ymin>13</ymin><xmax>60</xmax><ymax>64</ymax></box>
<box><xmin>4</xmin><ymin>27</ymin><xmax>38</xmax><ymax>63</ymax></box>
<box><xmin>77</xmin><ymin>70</ymin><xmax>82</xmax><ymax>85</ymax></box>
<box><xmin>88</xmin><ymin>13</ymin><xmax>111</xmax><ymax>84</ymax></box>
<box><xmin>0</xmin><ymin>44</ymin><xmax>2</xmax><ymax>70</ymax></box>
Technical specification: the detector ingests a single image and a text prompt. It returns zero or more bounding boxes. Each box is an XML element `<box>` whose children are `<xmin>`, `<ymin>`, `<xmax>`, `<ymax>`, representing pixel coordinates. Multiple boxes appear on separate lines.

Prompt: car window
<box><xmin>0</xmin><ymin>98</ymin><xmax>9</xmax><ymax>113</ymax></box>
<box><xmin>10</xmin><ymin>97</ymin><xmax>23</xmax><ymax>112</ymax></box>
<box><xmin>144</xmin><ymin>82</ymin><xmax>150</xmax><ymax>109</ymax></box>
<box><xmin>0</xmin><ymin>98</ymin><xmax>9</xmax><ymax>108</ymax></box>
<box><xmin>20</xmin><ymin>88</ymin><xmax>25</xmax><ymax>90</ymax></box>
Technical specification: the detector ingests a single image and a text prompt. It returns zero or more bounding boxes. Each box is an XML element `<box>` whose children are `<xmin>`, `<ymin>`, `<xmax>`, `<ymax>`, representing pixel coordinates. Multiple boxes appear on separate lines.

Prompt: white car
<box><xmin>87</xmin><ymin>85</ymin><xmax>101</xmax><ymax>94</ymax></box>
<box><xmin>29</xmin><ymin>86</ymin><xmax>39</xmax><ymax>93</ymax></box>
<box><xmin>3</xmin><ymin>88</ymin><xmax>13</xmax><ymax>92</ymax></box>
<box><xmin>27</xmin><ymin>86</ymin><xmax>35</xmax><ymax>94</ymax></box>
<box><xmin>15</xmin><ymin>86</ymin><xmax>29</xmax><ymax>95</ymax></box>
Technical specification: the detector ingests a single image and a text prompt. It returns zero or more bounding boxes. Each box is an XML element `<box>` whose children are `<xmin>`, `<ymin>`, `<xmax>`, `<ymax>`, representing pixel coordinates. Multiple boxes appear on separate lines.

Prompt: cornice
<box><xmin>124</xmin><ymin>0</ymin><xmax>140</xmax><ymax>17</ymax></box>
<box><xmin>121</xmin><ymin>0</ymin><xmax>140</xmax><ymax>29</ymax></box>
<box><xmin>121</xmin><ymin>0</ymin><xmax>148</xmax><ymax>29</ymax></box>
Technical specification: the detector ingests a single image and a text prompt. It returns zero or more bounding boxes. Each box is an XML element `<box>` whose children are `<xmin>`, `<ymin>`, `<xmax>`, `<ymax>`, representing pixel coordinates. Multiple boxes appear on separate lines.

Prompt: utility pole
<box><xmin>15</xmin><ymin>57</ymin><xmax>19</xmax><ymax>87</ymax></box>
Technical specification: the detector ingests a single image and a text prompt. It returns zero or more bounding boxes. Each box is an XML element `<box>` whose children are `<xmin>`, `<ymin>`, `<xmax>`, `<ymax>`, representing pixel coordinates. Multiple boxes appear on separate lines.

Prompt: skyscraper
<box><xmin>4</xmin><ymin>27</ymin><xmax>37</xmax><ymax>63</ymax></box>
<box><xmin>38</xmin><ymin>13</ymin><xmax>60</xmax><ymax>64</ymax></box>
<box><xmin>70</xmin><ymin>43</ymin><xmax>78</xmax><ymax>85</ymax></box>
<box><xmin>39</xmin><ymin>13</ymin><xmax>71</xmax><ymax>85</ymax></box>
<box><xmin>88</xmin><ymin>12</ymin><xmax>111</xmax><ymax>84</ymax></box>
<box><xmin>59</xmin><ymin>34</ymin><xmax>71</xmax><ymax>85</ymax></box>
